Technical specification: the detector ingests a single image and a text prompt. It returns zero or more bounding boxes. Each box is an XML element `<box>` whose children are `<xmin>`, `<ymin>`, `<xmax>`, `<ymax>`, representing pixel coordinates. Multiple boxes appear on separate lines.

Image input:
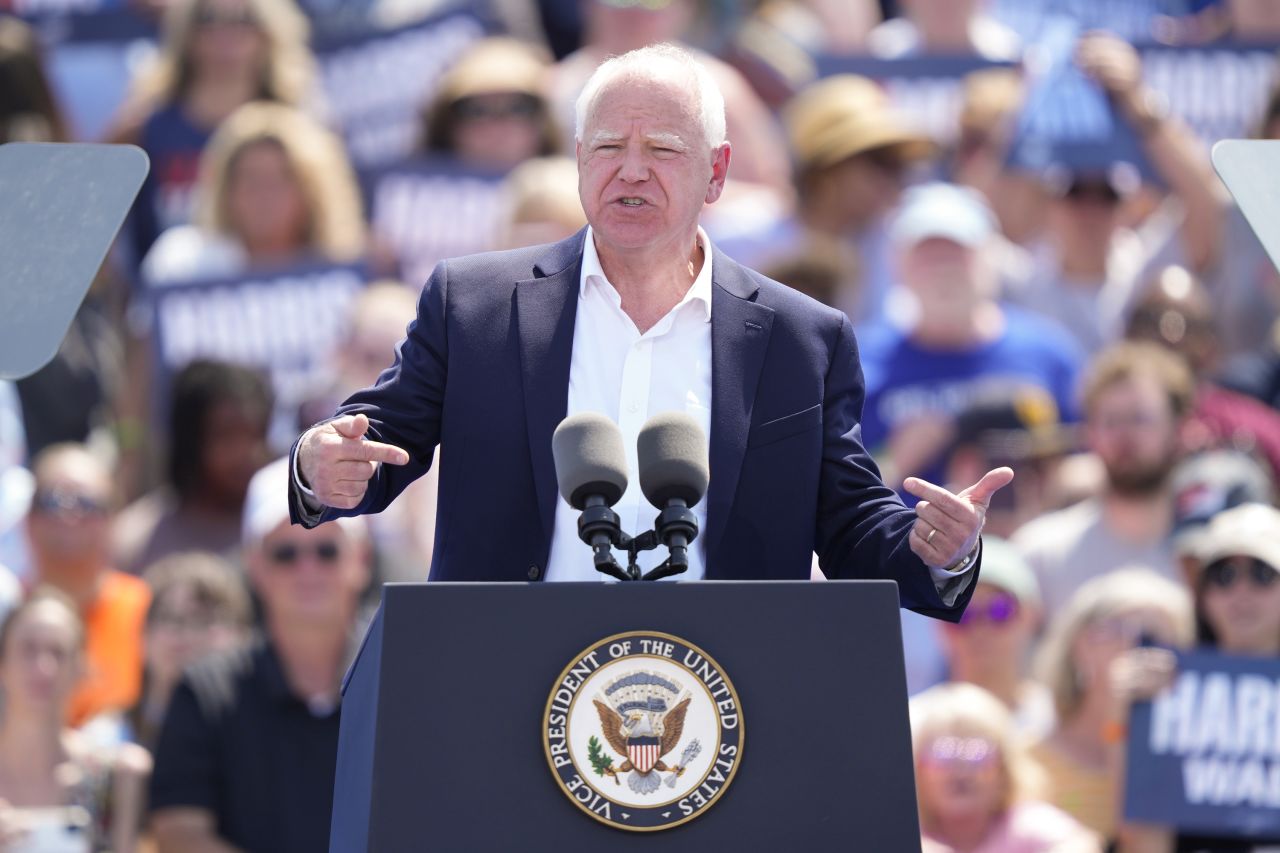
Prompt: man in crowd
<box><xmin>290</xmin><ymin>43</ymin><xmax>1012</xmax><ymax>621</ymax></box>
<box><xmin>1013</xmin><ymin>342</ymin><xmax>1192</xmax><ymax>615</ymax></box>
<box><xmin>149</xmin><ymin>457</ymin><xmax>371</xmax><ymax>852</ymax></box>
<box><xmin>25</xmin><ymin>443</ymin><xmax>149</xmax><ymax>729</ymax></box>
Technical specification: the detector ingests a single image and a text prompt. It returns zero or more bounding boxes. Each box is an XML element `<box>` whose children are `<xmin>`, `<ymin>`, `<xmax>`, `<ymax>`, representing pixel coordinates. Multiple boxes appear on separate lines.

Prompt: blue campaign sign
<box><xmin>1125</xmin><ymin>649</ymin><xmax>1280</xmax><ymax>839</ymax></box>
<box><xmin>148</xmin><ymin>260</ymin><xmax>367</xmax><ymax>447</ymax></box>
<box><xmin>314</xmin><ymin>7</ymin><xmax>493</xmax><ymax>169</ymax></box>
<box><xmin>361</xmin><ymin>154</ymin><xmax>509</xmax><ymax>288</ymax></box>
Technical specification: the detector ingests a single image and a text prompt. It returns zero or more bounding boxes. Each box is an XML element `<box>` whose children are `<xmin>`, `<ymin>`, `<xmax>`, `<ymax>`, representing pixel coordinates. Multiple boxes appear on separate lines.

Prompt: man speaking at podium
<box><xmin>288</xmin><ymin>43</ymin><xmax>1011</xmax><ymax>620</ymax></box>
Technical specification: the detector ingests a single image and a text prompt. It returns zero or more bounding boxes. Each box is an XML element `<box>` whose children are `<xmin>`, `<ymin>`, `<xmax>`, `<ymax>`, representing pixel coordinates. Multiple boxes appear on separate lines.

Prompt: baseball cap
<box><xmin>890</xmin><ymin>182</ymin><xmax>998</xmax><ymax>248</ymax></box>
<box><xmin>1194</xmin><ymin>502</ymin><xmax>1280</xmax><ymax>571</ymax></box>
<box><xmin>242</xmin><ymin>456</ymin><xmax>367</xmax><ymax>547</ymax></box>
<box><xmin>975</xmin><ymin>536</ymin><xmax>1040</xmax><ymax>607</ymax></box>
<box><xmin>1170</xmin><ymin>450</ymin><xmax>1273</xmax><ymax>557</ymax></box>
<box><xmin>949</xmin><ymin>387</ymin><xmax>1076</xmax><ymax>463</ymax></box>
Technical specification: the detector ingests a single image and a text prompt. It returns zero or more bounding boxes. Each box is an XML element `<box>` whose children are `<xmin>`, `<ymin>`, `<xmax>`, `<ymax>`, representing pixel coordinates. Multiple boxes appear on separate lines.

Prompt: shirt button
<box><xmin>528</xmin><ymin>564</ymin><xmax>541</xmax><ymax>581</ymax></box>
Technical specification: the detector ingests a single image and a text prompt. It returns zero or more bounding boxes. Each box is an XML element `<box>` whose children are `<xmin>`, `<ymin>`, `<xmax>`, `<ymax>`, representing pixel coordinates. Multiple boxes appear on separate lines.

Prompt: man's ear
<box><xmin>705</xmin><ymin>142</ymin><xmax>732</xmax><ymax>205</ymax></box>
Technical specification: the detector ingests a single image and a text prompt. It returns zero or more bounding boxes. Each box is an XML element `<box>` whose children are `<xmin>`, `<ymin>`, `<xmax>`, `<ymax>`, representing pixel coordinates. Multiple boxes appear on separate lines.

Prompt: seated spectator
<box><xmin>1124</xmin><ymin>265</ymin><xmax>1280</xmax><ymax>482</ymax></box>
<box><xmin>25</xmin><ymin>444</ymin><xmax>150</xmax><ymax>730</ymax></box>
<box><xmin>141</xmin><ymin>101</ymin><xmax>364</xmax><ymax>285</ymax></box>
<box><xmin>149</xmin><ymin>457</ymin><xmax>371</xmax><ymax>852</ymax></box>
<box><xmin>867</xmin><ymin>0</ymin><xmax>1022</xmax><ymax>60</ymax></box>
<box><xmin>109</xmin><ymin>0</ymin><xmax>314</xmax><ymax>263</ymax></box>
<box><xmin>1013</xmin><ymin>343</ymin><xmax>1193</xmax><ymax>616</ymax></box>
<box><xmin>419</xmin><ymin>37</ymin><xmax>560</xmax><ymax>174</ymax></box>
<box><xmin>938</xmin><ymin>538</ymin><xmax>1055</xmax><ymax>739</ymax></box>
<box><xmin>115</xmin><ymin>360</ymin><xmax>272</xmax><ymax>574</ymax></box>
<box><xmin>0</xmin><ymin>590</ymin><xmax>150</xmax><ymax>851</ymax></box>
<box><xmin>130</xmin><ymin>551</ymin><xmax>252</xmax><ymax>751</ymax></box>
<box><xmin>499</xmin><ymin>156</ymin><xmax>587</xmax><ymax>250</ymax></box>
<box><xmin>911</xmin><ymin>682</ymin><xmax>1100</xmax><ymax>852</ymax></box>
<box><xmin>1005</xmin><ymin>35</ymin><xmax>1226</xmax><ymax>356</ymax></box>
<box><xmin>856</xmin><ymin>183</ymin><xmax>1082</xmax><ymax>492</ymax></box>
<box><xmin>1031</xmin><ymin>569</ymin><xmax>1194</xmax><ymax>842</ymax></box>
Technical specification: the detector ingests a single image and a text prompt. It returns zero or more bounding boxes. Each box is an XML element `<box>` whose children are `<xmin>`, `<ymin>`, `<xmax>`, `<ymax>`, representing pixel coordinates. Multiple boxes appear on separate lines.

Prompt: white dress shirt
<box><xmin>543</xmin><ymin>227</ymin><xmax>713</xmax><ymax>583</ymax></box>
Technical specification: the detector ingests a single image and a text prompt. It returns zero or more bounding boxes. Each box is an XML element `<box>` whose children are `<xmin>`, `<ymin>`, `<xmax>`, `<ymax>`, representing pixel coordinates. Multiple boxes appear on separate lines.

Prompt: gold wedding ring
<box><xmin>926</xmin><ymin>526</ymin><xmax>937</xmax><ymax>545</ymax></box>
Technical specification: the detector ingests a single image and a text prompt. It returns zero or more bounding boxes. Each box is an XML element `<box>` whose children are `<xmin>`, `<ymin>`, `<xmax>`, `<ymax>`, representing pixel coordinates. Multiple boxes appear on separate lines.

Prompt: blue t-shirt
<box><xmin>130</xmin><ymin>103</ymin><xmax>213</xmax><ymax>265</ymax></box>
<box><xmin>856</xmin><ymin>305</ymin><xmax>1083</xmax><ymax>498</ymax></box>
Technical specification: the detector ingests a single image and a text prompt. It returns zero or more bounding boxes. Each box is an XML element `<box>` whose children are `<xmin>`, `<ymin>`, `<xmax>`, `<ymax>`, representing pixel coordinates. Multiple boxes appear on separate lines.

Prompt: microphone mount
<box><xmin>576</xmin><ymin>497</ymin><xmax>695</xmax><ymax>582</ymax></box>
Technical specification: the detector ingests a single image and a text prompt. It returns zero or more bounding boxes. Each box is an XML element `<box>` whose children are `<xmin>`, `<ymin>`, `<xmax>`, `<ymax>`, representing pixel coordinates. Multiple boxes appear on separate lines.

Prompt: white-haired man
<box><xmin>289</xmin><ymin>44</ymin><xmax>1011</xmax><ymax>621</ymax></box>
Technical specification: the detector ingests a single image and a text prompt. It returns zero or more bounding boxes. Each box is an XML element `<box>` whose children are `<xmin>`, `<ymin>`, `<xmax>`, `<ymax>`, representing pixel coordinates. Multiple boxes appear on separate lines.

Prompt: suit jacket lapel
<box><xmin>706</xmin><ymin>248</ymin><xmax>774</xmax><ymax>571</ymax></box>
<box><xmin>516</xmin><ymin>230</ymin><xmax>587</xmax><ymax>563</ymax></box>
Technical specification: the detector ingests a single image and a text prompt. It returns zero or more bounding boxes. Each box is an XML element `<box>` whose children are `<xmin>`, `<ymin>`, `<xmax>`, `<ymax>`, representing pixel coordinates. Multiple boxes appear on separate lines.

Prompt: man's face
<box><xmin>249</xmin><ymin>522</ymin><xmax>368</xmax><ymax>629</ymax></box>
<box><xmin>899</xmin><ymin>236</ymin><xmax>982</xmax><ymax>308</ymax></box>
<box><xmin>1086</xmin><ymin>375</ymin><xmax>1182</xmax><ymax>496</ymax></box>
<box><xmin>576</xmin><ymin>75</ymin><xmax>729</xmax><ymax>255</ymax></box>
<box><xmin>26</xmin><ymin>454</ymin><xmax>113</xmax><ymax>571</ymax></box>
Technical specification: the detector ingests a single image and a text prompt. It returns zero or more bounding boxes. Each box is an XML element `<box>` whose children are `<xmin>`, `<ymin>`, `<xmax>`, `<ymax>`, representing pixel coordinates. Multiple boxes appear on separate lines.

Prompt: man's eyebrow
<box><xmin>588</xmin><ymin>130</ymin><xmax>625</xmax><ymax>146</ymax></box>
<box><xmin>646</xmin><ymin>132</ymin><xmax>689</xmax><ymax>150</ymax></box>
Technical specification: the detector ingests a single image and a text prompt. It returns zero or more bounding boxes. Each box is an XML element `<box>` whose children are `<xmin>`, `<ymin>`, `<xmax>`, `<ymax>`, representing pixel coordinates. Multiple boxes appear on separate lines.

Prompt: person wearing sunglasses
<box><xmin>912</xmin><ymin>682</ymin><xmax>1101</xmax><ymax>853</ymax></box>
<box><xmin>24</xmin><ymin>444</ymin><xmax>151</xmax><ymax>735</ymax></box>
<box><xmin>149</xmin><ymin>457</ymin><xmax>370</xmax><ymax>853</ymax></box>
<box><xmin>938</xmin><ymin>538</ymin><xmax>1054</xmax><ymax>741</ymax></box>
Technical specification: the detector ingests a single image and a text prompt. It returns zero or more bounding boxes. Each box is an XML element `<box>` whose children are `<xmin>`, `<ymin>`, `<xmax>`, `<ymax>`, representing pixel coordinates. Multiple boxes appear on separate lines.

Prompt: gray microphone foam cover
<box><xmin>552</xmin><ymin>412</ymin><xmax>629</xmax><ymax>509</ymax></box>
<box><xmin>637</xmin><ymin>411</ymin><xmax>709</xmax><ymax>508</ymax></box>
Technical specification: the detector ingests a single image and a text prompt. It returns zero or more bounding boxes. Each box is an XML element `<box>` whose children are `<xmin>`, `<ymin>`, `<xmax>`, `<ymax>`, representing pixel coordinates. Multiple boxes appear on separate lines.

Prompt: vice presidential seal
<box><xmin>543</xmin><ymin>631</ymin><xmax>743</xmax><ymax>832</ymax></box>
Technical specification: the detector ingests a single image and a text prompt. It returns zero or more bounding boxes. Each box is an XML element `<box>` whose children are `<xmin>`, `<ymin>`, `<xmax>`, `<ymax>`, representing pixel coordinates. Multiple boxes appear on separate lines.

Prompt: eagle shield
<box><xmin>628</xmin><ymin>736</ymin><xmax>660</xmax><ymax>773</ymax></box>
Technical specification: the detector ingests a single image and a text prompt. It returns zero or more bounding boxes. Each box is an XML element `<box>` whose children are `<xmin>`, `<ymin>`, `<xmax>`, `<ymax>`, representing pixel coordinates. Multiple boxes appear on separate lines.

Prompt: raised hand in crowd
<box><xmin>904</xmin><ymin>468</ymin><xmax>1014</xmax><ymax>569</ymax></box>
<box><xmin>297</xmin><ymin>414</ymin><xmax>409</xmax><ymax>509</ymax></box>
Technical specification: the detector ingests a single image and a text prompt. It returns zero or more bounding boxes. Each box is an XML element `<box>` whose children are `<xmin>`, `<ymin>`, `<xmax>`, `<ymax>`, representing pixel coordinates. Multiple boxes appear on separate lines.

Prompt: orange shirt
<box><xmin>68</xmin><ymin>571</ymin><xmax>151</xmax><ymax>727</ymax></box>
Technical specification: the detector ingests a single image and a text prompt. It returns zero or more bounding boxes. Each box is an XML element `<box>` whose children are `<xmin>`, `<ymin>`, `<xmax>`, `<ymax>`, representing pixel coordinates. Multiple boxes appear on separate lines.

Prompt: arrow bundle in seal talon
<box><xmin>664</xmin><ymin>739</ymin><xmax>702</xmax><ymax>788</ymax></box>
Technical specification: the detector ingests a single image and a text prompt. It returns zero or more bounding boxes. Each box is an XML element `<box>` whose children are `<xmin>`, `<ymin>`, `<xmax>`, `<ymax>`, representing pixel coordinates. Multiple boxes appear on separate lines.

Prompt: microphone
<box><xmin>637</xmin><ymin>412</ymin><xmax>709</xmax><ymax>580</ymax></box>
<box><xmin>552</xmin><ymin>413</ymin><xmax>630</xmax><ymax>580</ymax></box>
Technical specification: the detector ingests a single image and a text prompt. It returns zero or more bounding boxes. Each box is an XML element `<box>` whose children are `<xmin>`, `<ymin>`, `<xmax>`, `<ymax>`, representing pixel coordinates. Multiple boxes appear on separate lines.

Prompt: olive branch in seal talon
<box><xmin>587</xmin><ymin>735</ymin><xmax>618</xmax><ymax>784</ymax></box>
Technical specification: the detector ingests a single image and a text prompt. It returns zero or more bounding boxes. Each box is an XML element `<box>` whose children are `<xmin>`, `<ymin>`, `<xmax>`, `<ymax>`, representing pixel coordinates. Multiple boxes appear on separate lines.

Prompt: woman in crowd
<box><xmin>1031</xmin><ymin>569</ymin><xmax>1195</xmax><ymax>844</ymax></box>
<box><xmin>114</xmin><ymin>360</ymin><xmax>272</xmax><ymax>574</ymax></box>
<box><xmin>0</xmin><ymin>590</ymin><xmax>150</xmax><ymax>851</ymax></box>
<box><xmin>912</xmin><ymin>681</ymin><xmax>1100</xmax><ymax>852</ymax></box>
<box><xmin>0</xmin><ymin>17</ymin><xmax>69</xmax><ymax>144</ymax></box>
<box><xmin>140</xmin><ymin>100</ymin><xmax>365</xmax><ymax>284</ymax></box>
<box><xmin>419</xmin><ymin>37</ymin><xmax>560</xmax><ymax>173</ymax></box>
<box><xmin>129</xmin><ymin>552</ymin><xmax>251</xmax><ymax>751</ymax></box>
<box><xmin>110</xmin><ymin>0</ymin><xmax>314</xmax><ymax>261</ymax></box>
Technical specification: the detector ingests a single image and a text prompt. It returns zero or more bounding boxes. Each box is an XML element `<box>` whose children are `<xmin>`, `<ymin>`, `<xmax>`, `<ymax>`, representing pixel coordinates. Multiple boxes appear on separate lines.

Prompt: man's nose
<box><xmin>618</xmin><ymin>145</ymin><xmax>649</xmax><ymax>183</ymax></box>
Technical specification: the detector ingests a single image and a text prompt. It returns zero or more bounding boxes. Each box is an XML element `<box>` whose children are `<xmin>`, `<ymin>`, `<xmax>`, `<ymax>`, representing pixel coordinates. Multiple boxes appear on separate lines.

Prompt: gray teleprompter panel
<box><xmin>1213</xmin><ymin>139</ymin><xmax>1280</xmax><ymax>274</ymax></box>
<box><xmin>0</xmin><ymin>143</ymin><xmax>148</xmax><ymax>379</ymax></box>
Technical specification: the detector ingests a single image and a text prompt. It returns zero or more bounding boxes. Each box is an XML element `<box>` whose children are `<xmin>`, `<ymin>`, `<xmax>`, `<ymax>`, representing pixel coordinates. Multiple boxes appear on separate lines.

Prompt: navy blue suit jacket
<box><xmin>289</xmin><ymin>229</ymin><xmax>976</xmax><ymax>621</ymax></box>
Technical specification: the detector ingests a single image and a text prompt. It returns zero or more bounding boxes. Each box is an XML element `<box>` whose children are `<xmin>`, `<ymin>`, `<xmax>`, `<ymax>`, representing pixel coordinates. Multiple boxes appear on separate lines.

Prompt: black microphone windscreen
<box><xmin>552</xmin><ymin>412</ymin><xmax>629</xmax><ymax>509</ymax></box>
<box><xmin>637</xmin><ymin>411</ymin><xmax>709</xmax><ymax>508</ymax></box>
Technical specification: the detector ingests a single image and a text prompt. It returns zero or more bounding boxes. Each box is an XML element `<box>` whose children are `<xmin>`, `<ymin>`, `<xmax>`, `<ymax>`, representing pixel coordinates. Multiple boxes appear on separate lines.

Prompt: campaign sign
<box><xmin>1125</xmin><ymin>650</ymin><xmax>1280</xmax><ymax>839</ymax></box>
<box><xmin>362</xmin><ymin>155</ymin><xmax>509</xmax><ymax>288</ymax></box>
<box><xmin>315</xmin><ymin>8</ymin><xmax>491</xmax><ymax>169</ymax></box>
<box><xmin>148</xmin><ymin>261</ymin><xmax>365</xmax><ymax>446</ymax></box>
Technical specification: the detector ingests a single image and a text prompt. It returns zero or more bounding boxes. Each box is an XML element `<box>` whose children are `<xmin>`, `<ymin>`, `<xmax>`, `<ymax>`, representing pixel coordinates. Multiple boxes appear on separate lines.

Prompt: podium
<box><xmin>331</xmin><ymin>580</ymin><xmax>923</xmax><ymax>851</ymax></box>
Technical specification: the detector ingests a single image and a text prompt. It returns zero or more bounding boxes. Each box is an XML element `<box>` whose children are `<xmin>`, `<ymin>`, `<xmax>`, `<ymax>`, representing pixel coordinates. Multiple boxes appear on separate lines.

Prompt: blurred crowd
<box><xmin>3</xmin><ymin>0</ymin><xmax>1280</xmax><ymax>850</ymax></box>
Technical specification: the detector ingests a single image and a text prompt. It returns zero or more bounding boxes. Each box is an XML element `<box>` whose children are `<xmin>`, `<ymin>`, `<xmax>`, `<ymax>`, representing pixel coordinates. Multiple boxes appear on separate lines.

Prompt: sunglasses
<box><xmin>922</xmin><ymin>736</ymin><xmax>998</xmax><ymax>768</ymax></box>
<box><xmin>31</xmin><ymin>489</ymin><xmax>109</xmax><ymax>518</ymax></box>
<box><xmin>1202</xmin><ymin>558</ymin><xmax>1278</xmax><ymax>590</ymax></box>
<box><xmin>266</xmin><ymin>541</ymin><xmax>342</xmax><ymax>567</ymax></box>
<box><xmin>194</xmin><ymin>7</ymin><xmax>259</xmax><ymax>28</ymax></box>
<box><xmin>1063</xmin><ymin>181</ymin><xmax>1121</xmax><ymax>205</ymax></box>
<box><xmin>958</xmin><ymin>591</ymin><xmax>1019</xmax><ymax>627</ymax></box>
<box><xmin>452</xmin><ymin>94</ymin><xmax>541</xmax><ymax>122</ymax></box>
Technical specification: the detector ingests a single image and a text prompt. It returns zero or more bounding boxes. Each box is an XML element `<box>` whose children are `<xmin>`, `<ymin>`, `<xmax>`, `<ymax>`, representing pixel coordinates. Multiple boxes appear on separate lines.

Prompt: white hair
<box><xmin>574</xmin><ymin>43</ymin><xmax>726</xmax><ymax>150</ymax></box>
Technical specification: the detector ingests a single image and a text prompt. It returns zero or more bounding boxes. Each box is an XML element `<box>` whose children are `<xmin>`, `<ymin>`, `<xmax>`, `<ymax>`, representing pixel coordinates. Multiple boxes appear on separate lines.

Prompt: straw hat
<box><xmin>784</xmin><ymin>74</ymin><xmax>933</xmax><ymax>173</ymax></box>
